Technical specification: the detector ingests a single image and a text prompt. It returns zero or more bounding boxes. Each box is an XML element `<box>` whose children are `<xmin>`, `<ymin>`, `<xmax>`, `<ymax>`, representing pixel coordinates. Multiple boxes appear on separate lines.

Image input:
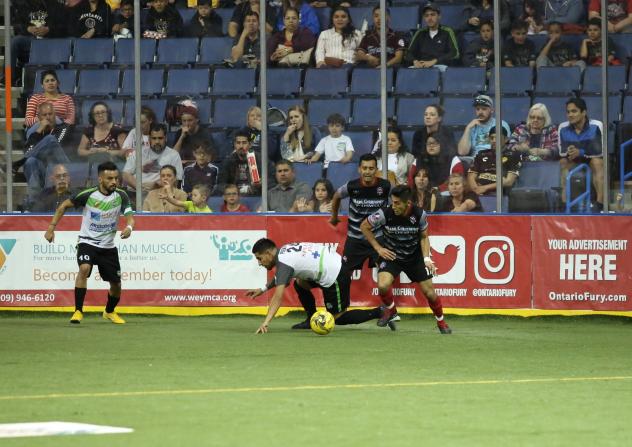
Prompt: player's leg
<box><xmin>98</xmin><ymin>248</ymin><xmax>126</xmax><ymax>324</ymax></box>
<box><xmin>376</xmin><ymin>262</ymin><xmax>399</xmax><ymax>329</ymax></box>
<box><xmin>419</xmin><ymin>279</ymin><xmax>451</xmax><ymax>334</ymax></box>
<box><xmin>291</xmin><ymin>279</ymin><xmax>317</xmax><ymax>329</ymax></box>
<box><xmin>326</xmin><ymin>272</ymin><xmax>382</xmax><ymax>325</ymax></box>
<box><xmin>71</xmin><ymin>244</ymin><xmax>94</xmax><ymax>324</ymax></box>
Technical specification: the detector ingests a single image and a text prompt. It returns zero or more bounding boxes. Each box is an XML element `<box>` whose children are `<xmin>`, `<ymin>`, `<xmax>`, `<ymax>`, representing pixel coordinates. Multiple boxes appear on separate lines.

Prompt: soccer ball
<box><xmin>310</xmin><ymin>310</ymin><xmax>335</xmax><ymax>335</ymax></box>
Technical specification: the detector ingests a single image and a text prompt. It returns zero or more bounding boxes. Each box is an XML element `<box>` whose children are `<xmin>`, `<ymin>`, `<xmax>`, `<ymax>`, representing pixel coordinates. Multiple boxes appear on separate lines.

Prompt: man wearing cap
<box><xmin>405</xmin><ymin>4</ymin><xmax>459</xmax><ymax>70</ymax></box>
<box><xmin>458</xmin><ymin>94</ymin><xmax>511</xmax><ymax>156</ymax></box>
<box><xmin>467</xmin><ymin>126</ymin><xmax>521</xmax><ymax>196</ymax></box>
<box><xmin>173</xmin><ymin>103</ymin><xmax>216</xmax><ymax>164</ymax></box>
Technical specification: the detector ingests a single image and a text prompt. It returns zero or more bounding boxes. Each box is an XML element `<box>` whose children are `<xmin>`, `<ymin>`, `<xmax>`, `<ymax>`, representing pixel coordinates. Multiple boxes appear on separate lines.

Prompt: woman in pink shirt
<box><xmin>25</xmin><ymin>70</ymin><xmax>75</xmax><ymax>128</ymax></box>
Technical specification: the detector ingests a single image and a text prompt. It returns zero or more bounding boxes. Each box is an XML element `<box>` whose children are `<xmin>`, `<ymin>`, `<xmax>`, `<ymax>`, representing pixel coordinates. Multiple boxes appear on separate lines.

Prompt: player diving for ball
<box><xmin>360</xmin><ymin>185</ymin><xmax>452</xmax><ymax>334</ymax></box>
<box><xmin>246</xmin><ymin>238</ymin><xmax>385</xmax><ymax>334</ymax></box>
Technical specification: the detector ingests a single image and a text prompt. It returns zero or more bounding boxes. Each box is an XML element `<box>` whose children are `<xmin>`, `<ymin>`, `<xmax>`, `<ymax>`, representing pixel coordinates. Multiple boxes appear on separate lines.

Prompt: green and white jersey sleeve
<box><xmin>277</xmin><ymin>242</ymin><xmax>342</xmax><ymax>288</ymax></box>
<box><xmin>71</xmin><ymin>187</ymin><xmax>133</xmax><ymax>249</ymax></box>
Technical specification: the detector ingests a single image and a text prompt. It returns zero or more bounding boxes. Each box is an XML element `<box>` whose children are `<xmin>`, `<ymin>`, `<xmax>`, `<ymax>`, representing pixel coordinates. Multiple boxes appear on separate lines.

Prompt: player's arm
<box><xmin>44</xmin><ymin>199</ymin><xmax>75</xmax><ymax>243</ymax></box>
<box><xmin>255</xmin><ymin>284</ymin><xmax>287</xmax><ymax>334</ymax></box>
<box><xmin>420</xmin><ymin>227</ymin><xmax>436</xmax><ymax>275</ymax></box>
<box><xmin>121</xmin><ymin>213</ymin><xmax>135</xmax><ymax>239</ymax></box>
<box><xmin>329</xmin><ymin>183</ymin><xmax>348</xmax><ymax>226</ymax></box>
<box><xmin>360</xmin><ymin>212</ymin><xmax>396</xmax><ymax>261</ymax></box>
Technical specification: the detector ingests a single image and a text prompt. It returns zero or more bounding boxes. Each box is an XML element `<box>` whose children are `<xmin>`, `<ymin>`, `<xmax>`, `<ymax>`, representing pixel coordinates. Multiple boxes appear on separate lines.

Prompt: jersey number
<box><xmin>282</xmin><ymin>244</ymin><xmax>302</xmax><ymax>253</ymax></box>
<box><xmin>78</xmin><ymin>255</ymin><xmax>90</xmax><ymax>261</ymax></box>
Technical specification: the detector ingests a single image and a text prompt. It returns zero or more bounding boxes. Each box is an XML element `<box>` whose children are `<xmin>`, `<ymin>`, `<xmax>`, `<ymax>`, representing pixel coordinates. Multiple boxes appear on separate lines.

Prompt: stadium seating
<box><xmin>308</xmin><ymin>98</ymin><xmax>352</xmax><ymax>127</ymax></box>
<box><xmin>28</xmin><ymin>38</ymin><xmax>73</xmax><ymax>67</ymax></box>
<box><xmin>508</xmin><ymin>188</ymin><xmax>549</xmax><ymax>213</ymax></box>
<box><xmin>395</xmin><ymin>98</ymin><xmax>435</xmax><ymax>127</ymax></box>
<box><xmin>164</xmin><ymin>68</ymin><xmax>210</xmax><ymax>96</ymax></box>
<box><xmin>582</xmin><ymin>66</ymin><xmax>628</xmax><ymax>95</ymax></box>
<box><xmin>155</xmin><ymin>38</ymin><xmax>199</xmax><ymax>66</ymax></box>
<box><xmin>265</xmin><ymin>68</ymin><xmax>302</xmax><ymax>97</ymax></box>
<box><xmin>314</xmin><ymin>7</ymin><xmax>331</xmax><ymax>31</ymax></box>
<box><xmin>394</xmin><ymin>68</ymin><xmax>440</xmax><ymax>96</ymax></box>
<box><xmin>390</xmin><ymin>6</ymin><xmax>421</xmax><ymax>33</ymax></box>
<box><xmin>302</xmin><ymin>68</ymin><xmax>348</xmax><ymax>97</ymax></box>
<box><xmin>199</xmin><ymin>37</ymin><xmax>234</xmax><ymax>66</ymax></box>
<box><xmin>346</xmin><ymin>131</ymin><xmax>374</xmax><ymax>157</ymax></box>
<box><xmin>76</xmin><ymin>69</ymin><xmax>120</xmax><ymax>97</ymax></box>
<box><xmin>582</xmin><ymin>95</ymin><xmax>623</xmax><ymax>123</ymax></box>
<box><xmin>113</xmin><ymin>38</ymin><xmax>156</xmax><ymax>66</ymax></box>
<box><xmin>351</xmin><ymin>97</ymin><xmax>395</xmax><ymax>127</ymax></box>
<box><xmin>266</xmin><ymin>98</ymin><xmax>304</xmax><ymax>114</ymax></box>
<box><xmin>211</xmin><ymin>68</ymin><xmax>256</xmax><ymax>97</ymax></box>
<box><xmin>177</xmin><ymin>7</ymin><xmax>196</xmax><ymax>24</ymax></box>
<box><xmin>349</xmin><ymin>68</ymin><xmax>394</xmax><ymax>96</ymax></box>
<box><xmin>478</xmin><ymin>195</ymin><xmax>508</xmax><ymax>213</ymax></box>
<box><xmin>80</xmin><ymin>99</ymin><xmax>124</xmax><ymax>126</ymax></box>
<box><xmin>326</xmin><ymin>162</ymin><xmax>359</xmax><ymax>189</ymax></box>
<box><xmin>442</xmin><ymin>67</ymin><xmax>486</xmax><ymax>96</ymax></box>
<box><xmin>195</xmin><ymin>98</ymin><xmax>213</xmax><ymax>125</ymax></box>
<box><xmin>500</xmin><ymin>97</ymin><xmax>531</xmax><ymax>127</ymax></box>
<box><xmin>513</xmin><ymin>160</ymin><xmax>562</xmax><ymax>212</ymax></box>
<box><xmin>349</xmin><ymin>7</ymin><xmax>372</xmax><ymax>30</ymax></box>
<box><xmin>436</xmin><ymin>4</ymin><xmax>463</xmax><ymax>30</ymax></box>
<box><xmin>442</xmin><ymin>97</ymin><xmax>476</xmax><ymax>127</ymax></box>
<box><xmin>488</xmin><ymin>67</ymin><xmax>533</xmax><ymax>96</ymax></box>
<box><xmin>120</xmin><ymin>69</ymin><xmax>164</xmax><ymax>97</ymax></box>
<box><xmin>71</xmin><ymin>39</ymin><xmax>114</xmax><ymax>66</ymax></box>
<box><xmin>534</xmin><ymin>66</ymin><xmax>582</xmax><ymax>96</ymax></box>
<box><xmin>294</xmin><ymin>162</ymin><xmax>324</xmax><ymax>188</ymax></box>
<box><xmin>532</xmin><ymin>96</ymin><xmax>569</xmax><ymax>125</ymax></box>
<box><xmin>624</xmin><ymin>95</ymin><xmax>632</xmax><ymax>121</ymax></box>
<box><xmin>211</xmin><ymin>98</ymin><xmax>257</xmax><ymax>128</ymax></box>
<box><xmin>611</xmin><ymin>34</ymin><xmax>632</xmax><ymax>61</ymax></box>
<box><xmin>33</xmin><ymin>69</ymin><xmax>77</xmax><ymax>94</ymax></box>
<box><xmin>216</xmin><ymin>8</ymin><xmax>234</xmax><ymax>35</ymax></box>
<box><xmin>123</xmin><ymin>99</ymin><xmax>168</xmax><ymax>126</ymax></box>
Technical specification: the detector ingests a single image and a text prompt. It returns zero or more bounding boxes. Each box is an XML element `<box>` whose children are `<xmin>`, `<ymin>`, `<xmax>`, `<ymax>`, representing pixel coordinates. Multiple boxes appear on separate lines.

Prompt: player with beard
<box><xmin>45</xmin><ymin>162</ymin><xmax>134</xmax><ymax>325</ymax></box>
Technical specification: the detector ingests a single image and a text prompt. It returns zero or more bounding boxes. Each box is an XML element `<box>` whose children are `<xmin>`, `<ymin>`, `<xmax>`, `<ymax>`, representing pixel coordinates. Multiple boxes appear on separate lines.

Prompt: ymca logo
<box><xmin>429</xmin><ymin>236</ymin><xmax>466</xmax><ymax>284</ymax></box>
<box><xmin>0</xmin><ymin>239</ymin><xmax>17</xmax><ymax>274</ymax></box>
<box><xmin>210</xmin><ymin>234</ymin><xmax>254</xmax><ymax>261</ymax></box>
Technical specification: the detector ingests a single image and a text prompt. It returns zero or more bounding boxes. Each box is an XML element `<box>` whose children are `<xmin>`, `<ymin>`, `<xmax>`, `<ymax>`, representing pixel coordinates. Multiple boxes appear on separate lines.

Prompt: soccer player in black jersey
<box><xmin>361</xmin><ymin>185</ymin><xmax>452</xmax><ymax>334</ymax></box>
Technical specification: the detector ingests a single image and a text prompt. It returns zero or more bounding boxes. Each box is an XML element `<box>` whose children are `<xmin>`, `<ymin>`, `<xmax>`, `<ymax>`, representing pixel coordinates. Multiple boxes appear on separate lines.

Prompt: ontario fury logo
<box><xmin>0</xmin><ymin>239</ymin><xmax>17</xmax><ymax>275</ymax></box>
<box><xmin>429</xmin><ymin>236</ymin><xmax>466</xmax><ymax>284</ymax></box>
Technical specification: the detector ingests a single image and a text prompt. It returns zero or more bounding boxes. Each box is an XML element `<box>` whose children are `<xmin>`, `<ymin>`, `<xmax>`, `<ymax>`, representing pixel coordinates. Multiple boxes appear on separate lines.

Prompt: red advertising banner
<box><xmin>532</xmin><ymin>216</ymin><xmax>632</xmax><ymax>311</ymax></box>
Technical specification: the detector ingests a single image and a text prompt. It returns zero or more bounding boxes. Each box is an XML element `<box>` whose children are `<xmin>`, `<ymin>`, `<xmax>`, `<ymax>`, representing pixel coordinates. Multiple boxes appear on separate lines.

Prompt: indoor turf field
<box><xmin>1</xmin><ymin>312</ymin><xmax>631</xmax><ymax>446</ymax></box>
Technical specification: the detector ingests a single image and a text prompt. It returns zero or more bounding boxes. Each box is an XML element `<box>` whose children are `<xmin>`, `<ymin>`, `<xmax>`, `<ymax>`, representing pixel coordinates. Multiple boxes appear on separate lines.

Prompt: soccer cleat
<box><xmin>70</xmin><ymin>310</ymin><xmax>83</xmax><ymax>324</ymax></box>
<box><xmin>291</xmin><ymin>319</ymin><xmax>311</xmax><ymax>329</ymax></box>
<box><xmin>437</xmin><ymin>320</ymin><xmax>452</xmax><ymax>334</ymax></box>
<box><xmin>102</xmin><ymin>311</ymin><xmax>126</xmax><ymax>324</ymax></box>
<box><xmin>378</xmin><ymin>305</ymin><xmax>399</xmax><ymax>330</ymax></box>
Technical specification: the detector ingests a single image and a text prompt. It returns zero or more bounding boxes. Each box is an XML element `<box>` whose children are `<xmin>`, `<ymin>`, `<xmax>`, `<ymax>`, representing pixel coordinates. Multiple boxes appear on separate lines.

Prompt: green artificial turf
<box><xmin>1</xmin><ymin>313</ymin><xmax>631</xmax><ymax>446</ymax></box>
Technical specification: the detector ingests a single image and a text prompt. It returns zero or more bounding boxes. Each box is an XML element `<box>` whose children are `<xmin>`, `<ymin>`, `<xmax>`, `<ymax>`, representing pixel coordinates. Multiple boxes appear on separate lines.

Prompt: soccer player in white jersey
<box><xmin>247</xmin><ymin>238</ymin><xmax>384</xmax><ymax>334</ymax></box>
<box><xmin>45</xmin><ymin>162</ymin><xmax>135</xmax><ymax>324</ymax></box>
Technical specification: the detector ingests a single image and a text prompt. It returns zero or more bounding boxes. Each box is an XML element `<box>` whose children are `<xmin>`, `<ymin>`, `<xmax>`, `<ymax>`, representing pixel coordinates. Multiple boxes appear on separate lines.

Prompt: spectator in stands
<box><xmin>309</xmin><ymin>113</ymin><xmax>354</xmax><ymax>166</ymax></box>
<box><xmin>462</xmin><ymin>19</ymin><xmax>494</xmax><ymax>67</ymax></box>
<box><xmin>544</xmin><ymin>0</ymin><xmax>585</xmax><ymax>30</ymax></box>
<box><xmin>77</xmin><ymin>101</ymin><xmax>128</xmax><ymax>163</ymax></box>
<box><xmin>464</xmin><ymin>0</ymin><xmax>511</xmax><ymax>35</ymax></box>
<box><xmin>437</xmin><ymin>173</ymin><xmax>482</xmax><ymax>212</ymax></box>
<box><xmin>558</xmin><ymin>97</ymin><xmax>604</xmax><ymax>211</ymax></box>
<box><xmin>6</xmin><ymin>0</ymin><xmax>63</xmax><ymax>87</ymax></box>
<box><xmin>25</xmin><ymin>70</ymin><xmax>75</xmax><ymax>128</ymax></box>
<box><xmin>67</xmin><ymin>0</ymin><xmax>113</xmax><ymax>38</ymax></box>
<box><xmin>502</xmin><ymin>20</ymin><xmax>536</xmax><ymax>67</ymax></box>
<box><xmin>537</xmin><ymin>21</ymin><xmax>586</xmax><ymax>69</ymax></box>
<box><xmin>315</xmin><ymin>6</ymin><xmax>363</xmax><ymax>67</ymax></box>
<box><xmin>185</xmin><ymin>0</ymin><xmax>224</xmax><ymax>37</ymax></box>
<box><xmin>14</xmin><ymin>103</ymin><xmax>72</xmax><ymax>206</ymax></box>
<box><xmin>123</xmin><ymin>123</ymin><xmax>183</xmax><ymax>191</ymax></box>
<box><xmin>173</xmin><ymin>101</ymin><xmax>215</xmax><ymax>164</ymax></box>
<box><xmin>142</xmin><ymin>0</ymin><xmax>183</xmax><ymax>38</ymax></box>
<box><xmin>588</xmin><ymin>0</ymin><xmax>632</xmax><ymax>33</ymax></box>
<box><xmin>521</xmin><ymin>0</ymin><xmax>546</xmax><ymax>34</ymax></box>
<box><xmin>228</xmin><ymin>0</ymin><xmax>276</xmax><ymax>38</ymax></box>
<box><xmin>581</xmin><ymin>18</ymin><xmax>622</xmax><ymax>66</ymax></box>
<box><xmin>122</xmin><ymin>105</ymin><xmax>156</xmax><ymax>157</ymax></box>
<box><xmin>280</xmin><ymin>105</ymin><xmax>321</xmax><ymax>162</ymax></box>
<box><xmin>112</xmin><ymin>0</ymin><xmax>134</xmax><ymax>37</ymax></box>
<box><xmin>405</xmin><ymin>4</ymin><xmax>459</xmax><ymax>70</ymax></box>
<box><xmin>234</xmin><ymin>106</ymin><xmax>263</xmax><ymax>154</ymax></box>
<box><xmin>411</xmin><ymin>133</ymin><xmax>461</xmax><ymax>191</ymax></box>
<box><xmin>221</xmin><ymin>184</ymin><xmax>251</xmax><ymax>212</ymax></box>
<box><xmin>182</xmin><ymin>142</ymin><xmax>219</xmax><ymax>195</ymax></box>
<box><xmin>231</xmin><ymin>10</ymin><xmax>262</xmax><ymax>67</ymax></box>
<box><xmin>615</xmin><ymin>191</ymin><xmax>631</xmax><ymax>211</ymax></box>
<box><xmin>219</xmin><ymin>129</ymin><xmax>265</xmax><ymax>196</ymax></box>
<box><xmin>467</xmin><ymin>126</ymin><xmax>522</xmax><ymax>195</ymax></box>
<box><xmin>412</xmin><ymin>104</ymin><xmax>456</xmax><ymax>159</ymax></box>
<box><xmin>376</xmin><ymin>127</ymin><xmax>415</xmax><ymax>186</ymax></box>
<box><xmin>355</xmin><ymin>6</ymin><xmax>405</xmax><ymax>68</ymax></box>
<box><xmin>508</xmin><ymin>103</ymin><xmax>559</xmax><ymax>161</ymax></box>
<box><xmin>267</xmin><ymin>160</ymin><xmax>311</xmax><ymax>212</ymax></box>
<box><xmin>30</xmin><ymin>164</ymin><xmax>75</xmax><ymax>212</ymax></box>
<box><xmin>458</xmin><ymin>94</ymin><xmax>511</xmax><ymax>156</ymax></box>
<box><xmin>410</xmin><ymin>166</ymin><xmax>439</xmax><ymax>212</ymax></box>
<box><xmin>268</xmin><ymin>7</ymin><xmax>317</xmax><ymax>67</ymax></box>
<box><xmin>290</xmin><ymin>178</ymin><xmax>334</xmax><ymax>212</ymax></box>
<box><xmin>276</xmin><ymin>0</ymin><xmax>320</xmax><ymax>36</ymax></box>
<box><xmin>160</xmin><ymin>183</ymin><xmax>212</xmax><ymax>212</ymax></box>
<box><xmin>142</xmin><ymin>165</ymin><xmax>187</xmax><ymax>212</ymax></box>
<box><xmin>310</xmin><ymin>0</ymin><xmax>354</xmax><ymax>8</ymax></box>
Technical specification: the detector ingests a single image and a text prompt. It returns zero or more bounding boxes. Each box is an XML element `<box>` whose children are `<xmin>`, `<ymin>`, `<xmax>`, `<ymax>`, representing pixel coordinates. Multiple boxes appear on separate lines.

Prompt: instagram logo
<box><xmin>474</xmin><ymin>236</ymin><xmax>515</xmax><ymax>284</ymax></box>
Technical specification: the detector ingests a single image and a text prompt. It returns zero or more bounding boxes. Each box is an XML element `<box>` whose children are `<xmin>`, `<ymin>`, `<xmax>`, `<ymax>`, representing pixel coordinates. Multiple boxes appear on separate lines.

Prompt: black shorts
<box><xmin>378</xmin><ymin>258</ymin><xmax>432</xmax><ymax>283</ymax></box>
<box><xmin>342</xmin><ymin>237</ymin><xmax>379</xmax><ymax>272</ymax></box>
<box><xmin>303</xmin><ymin>270</ymin><xmax>351</xmax><ymax>314</ymax></box>
<box><xmin>77</xmin><ymin>243</ymin><xmax>121</xmax><ymax>283</ymax></box>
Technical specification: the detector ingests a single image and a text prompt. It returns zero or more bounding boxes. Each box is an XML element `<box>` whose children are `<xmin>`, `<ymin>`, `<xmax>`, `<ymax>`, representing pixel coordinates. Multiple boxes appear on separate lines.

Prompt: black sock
<box><xmin>335</xmin><ymin>307</ymin><xmax>381</xmax><ymax>325</ymax></box>
<box><xmin>293</xmin><ymin>282</ymin><xmax>317</xmax><ymax>320</ymax></box>
<box><xmin>74</xmin><ymin>287</ymin><xmax>87</xmax><ymax>312</ymax></box>
<box><xmin>105</xmin><ymin>294</ymin><xmax>120</xmax><ymax>313</ymax></box>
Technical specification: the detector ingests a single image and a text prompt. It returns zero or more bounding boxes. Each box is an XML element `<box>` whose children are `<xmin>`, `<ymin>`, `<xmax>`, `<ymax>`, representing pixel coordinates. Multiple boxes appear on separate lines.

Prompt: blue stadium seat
<box><xmin>33</xmin><ymin>69</ymin><xmax>76</xmax><ymax>94</ymax></box>
<box><xmin>611</xmin><ymin>34</ymin><xmax>632</xmax><ymax>61</ymax></box>
<box><xmin>351</xmin><ymin>97</ymin><xmax>395</xmax><ymax>127</ymax></box>
<box><xmin>120</xmin><ymin>68</ymin><xmax>163</xmax><ymax>97</ymax></box>
<box><xmin>582</xmin><ymin>66</ymin><xmax>628</xmax><ymax>95</ymax></box>
<box><xmin>514</xmin><ymin>160</ymin><xmax>562</xmax><ymax>211</ymax></box>
<box><xmin>216</xmin><ymin>8</ymin><xmax>233</xmax><ymax>35</ymax></box>
<box><xmin>211</xmin><ymin>68</ymin><xmax>256</xmax><ymax>97</ymax></box>
<box><xmin>395</xmin><ymin>98</ymin><xmax>435</xmax><ymax>127</ymax></box>
<box><xmin>165</xmin><ymin>68</ymin><xmax>210</xmax><ymax>96</ymax></box>
<box><xmin>28</xmin><ymin>38</ymin><xmax>73</xmax><ymax>66</ymax></box>
<box><xmin>211</xmin><ymin>98</ymin><xmax>257</xmax><ymax>128</ymax></box>
<box><xmin>210</xmin><ymin>130</ymin><xmax>230</xmax><ymax>159</ymax></box>
<box><xmin>294</xmin><ymin>162</ymin><xmax>324</xmax><ymax>188</ymax></box>
<box><xmin>442</xmin><ymin>67</ymin><xmax>486</xmax><ymax>96</ymax></box>
<box><xmin>478</xmin><ymin>195</ymin><xmax>508</xmax><ymax>213</ymax></box>
<box><xmin>123</xmin><ymin>99</ymin><xmax>167</xmax><ymax>126</ymax></box>
<box><xmin>266</xmin><ymin>98</ymin><xmax>304</xmax><ymax>114</ymax></box>
<box><xmin>71</xmin><ymin>39</ymin><xmax>114</xmax><ymax>66</ymax></box>
<box><xmin>534</xmin><ymin>66</ymin><xmax>582</xmax><ymax>96</ymax></box>
<box><xmin>80</xmin><ymin>99</ymin><xmax>124</xmax><ymax>125</ymax></box>
<box><xmin>314</xmin><ymin>8</ymin><xmax>330</xmax><ymax>31</ymax></box>
<box><xmin>394</xmin><ymin>68</ymin><xmax>440</xmax><ymax>96</ymax></box>
<box><xmin>390</xmin><ymin>6</ymin><xmax>420</xmax><ymax>32</ymax></box>
<box><xmin>442</xmin><ymin>97</ymin><xmax>476</xmax><ymax>127</ymax></box>
<box><xmin>402</xmin><ymin>130</ymin><xmax>415</xmax><ymax>150</ymax></box>
<box><xmin>583</xmin><ymin>95</ymin><xmax>622</xmax><ymax>123</ymax></box>
<box><xmin>488</xmin><ymin>67</ymin><xmax>533</xmax><ymax>96</ymax></box>
<box><xmin>436</xmin><ymin>4</ymin><xmax>464</xmax><ymax>30</ymax></box>
<box><xmin>114</xmin><ymin>38</ymin><xmax>156</xmax><ymax>66</ymax></box>
<box><xmin>326</xmin><ymin>162</ymin><xmax>359</xmax><ymax>189</ymax></box>
<box><xmin>624</xmin><ymin>95</ymin><xmax>632</xmax><ymax>121</ymax></box>
<box><xmin>76</xmin><ymin>69</ymin><xmax>120</xmax><ymax>97</ymax></box>
<box><xmin>303</xmin><ymin>68</ymin><xmax>348</xmax><ymax>97</ymax></box>
<box><xmin>349</xmin><ymin>68</ymin><xmax>394</xmax><ymax>96</ymax></box>
<box><xmin>528</xmin><ymin>34</ymin><xmax>549</xmax><ymax>53</ymax></box>
<box><xmin>188</xmin><ymin>98</ymin><xmax>212</xmax><ymax>125</ymax></box>
<box><xmin>199</xmin><ymin>37</ymin><xmax>234</xmax><ymax>65</ymax></box>
<box><xmin>500</xmin><ymin>97</ymin><xmax>531</xmax><ymax>127</ymax></box>
<box><xmin>348</xmin><ymin>7</ymin><xmax>372</xmax><ymax>30</ymax></box>
<box><xmin>177</xmin><ymin>7</ymin><xmax>196</xmax><ymax>24</ymax></box>
<box><xmin>532</xmin><ymin>96</ymin><xmax>569</xmax><ymax>125</ymax></box>
<box><xmin>308</xmin><ymin>98</ymin><xmax>352</xmax><ymax>127</ymax></box>
<box><xmin>156</xmin><ymin>38</ymin><xmax>199</xmax><ymax>66</ymax></box>
<box><xmin>346</xmin><ymin>131</ymin><xmax>373</xmax><ymax>157</ymax></box>
<box><xmin>265</xmin><ymin>68</ymin><xmax>302</xmax><ymax>97</ymax></box>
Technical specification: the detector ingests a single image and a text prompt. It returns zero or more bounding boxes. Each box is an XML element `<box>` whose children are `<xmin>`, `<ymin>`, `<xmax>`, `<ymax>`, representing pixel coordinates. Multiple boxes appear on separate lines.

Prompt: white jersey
<box><xmin>275</xmin><ymin>242</ymin><xmax>341</xmax><ymax>288</ymax></box>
